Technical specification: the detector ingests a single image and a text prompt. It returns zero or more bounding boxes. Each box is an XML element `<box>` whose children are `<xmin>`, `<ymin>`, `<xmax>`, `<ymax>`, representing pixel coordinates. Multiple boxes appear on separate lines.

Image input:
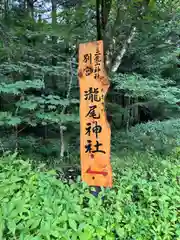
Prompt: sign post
<box><xmin>78</xmin><ymin>40</ymin><xmax>112</xmax><ymax>189</ymax></box>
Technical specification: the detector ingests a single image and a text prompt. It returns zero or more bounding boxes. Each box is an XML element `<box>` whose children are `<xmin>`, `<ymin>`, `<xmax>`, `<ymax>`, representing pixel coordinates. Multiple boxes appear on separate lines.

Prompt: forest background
<box><xmin>0</xmin><ymin>0</ymin><xmax>180</xmax><ymax>173</ymax></box>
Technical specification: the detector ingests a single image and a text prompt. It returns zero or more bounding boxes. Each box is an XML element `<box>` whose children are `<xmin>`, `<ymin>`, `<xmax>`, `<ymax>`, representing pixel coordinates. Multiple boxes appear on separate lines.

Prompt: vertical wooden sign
<box><xmin>78</xmin><ymin>40</ymin><xmax>112</xmax><ymax>188</ymax></box>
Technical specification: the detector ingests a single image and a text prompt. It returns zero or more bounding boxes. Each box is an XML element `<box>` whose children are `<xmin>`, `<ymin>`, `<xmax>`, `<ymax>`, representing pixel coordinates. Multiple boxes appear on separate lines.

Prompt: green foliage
<box><xmin>0</xmin><ymin>79</ymin><xmax>44</xmax><ymax>95</ymax></box>
<box><xmin>0</xmin><ymin>79</ymin><xmax>79</xmax><ymax>128</ymax></box>
<box><xmin>113</xmin><ymin>73</ymin><xmax>180</xmax><ymax>103</ymax></box>
<box><xmin>113</xmin><ymin>119</ymin><xmax>180</xmax><ymax>154</ymax></box>
<box><xmin>0</xmin><ymin>153</ymin><xmax>179</xmax><ymax>239</ymax></box>
<box><xmin>0</xmin><ymin>0</ymin><xmax>180</xmax><ymax>162</ymax></box>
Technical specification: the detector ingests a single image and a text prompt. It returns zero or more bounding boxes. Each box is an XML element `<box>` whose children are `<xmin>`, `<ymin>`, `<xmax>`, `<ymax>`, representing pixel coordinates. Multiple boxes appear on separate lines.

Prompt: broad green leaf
<box><xmin>69</xmin><ymin>219</ymin><xmax>77</xmax><ymax>231</ymax></box>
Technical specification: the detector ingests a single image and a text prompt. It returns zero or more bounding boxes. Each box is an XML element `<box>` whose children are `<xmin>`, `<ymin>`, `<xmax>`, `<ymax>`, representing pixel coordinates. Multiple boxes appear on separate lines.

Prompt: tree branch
<box><xmin>104</xmin><ymin>7</ymin><xmax>121</xmax><ymax>71</ymax></box>
<box><xmin>104</xmin><ymin>0</ymin><xmax>150</xmax><ymax>73</ymax></box>
<box><xmin>111</xmin><ymin>26</ymin><xmax>136</xmax><ymax>73</ymax></box>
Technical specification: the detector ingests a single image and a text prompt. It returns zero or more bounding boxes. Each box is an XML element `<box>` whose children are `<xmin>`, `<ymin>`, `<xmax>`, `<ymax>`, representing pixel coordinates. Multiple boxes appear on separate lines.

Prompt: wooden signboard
<box><xmin>78</xmin><ymin>40</ymin><xmax>112</xmax><ymax>188</ymax></box>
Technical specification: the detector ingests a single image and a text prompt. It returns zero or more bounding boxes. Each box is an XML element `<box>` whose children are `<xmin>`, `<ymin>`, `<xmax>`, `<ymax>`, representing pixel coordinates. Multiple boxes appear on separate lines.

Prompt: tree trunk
<box><xmin>111</xmin><ymin>27</ymin><xmax>136</xmax><ymax>73</ymax></box>
<box><xmin>51</xmin><ymin>0</ymin><xmax>58</xmax><ymax>90</ymax></box>
<box><xmin>27</xmin><ymin>0</ymin><xmax>34</xmax><ymax>18</ymax></box>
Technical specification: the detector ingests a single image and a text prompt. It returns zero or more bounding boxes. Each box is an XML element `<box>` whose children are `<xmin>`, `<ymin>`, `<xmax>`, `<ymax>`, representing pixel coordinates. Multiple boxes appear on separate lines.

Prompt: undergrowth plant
<box><xmin>112</xmin><ymin>118</ymin><xmax>180</xmax><ymax>155</ymax></box>
<box><xmin>0</xmin><ymin>153</ymin><xmax>179</xmax><ymax>240</ymax></box>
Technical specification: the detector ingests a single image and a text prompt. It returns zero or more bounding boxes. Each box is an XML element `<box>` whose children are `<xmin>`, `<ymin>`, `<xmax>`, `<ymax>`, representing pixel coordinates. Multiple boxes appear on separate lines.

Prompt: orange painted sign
<box><xmin>78</xmin><ymin>40</ymin><xmax>112</xmax><ymax>188</ymax></box>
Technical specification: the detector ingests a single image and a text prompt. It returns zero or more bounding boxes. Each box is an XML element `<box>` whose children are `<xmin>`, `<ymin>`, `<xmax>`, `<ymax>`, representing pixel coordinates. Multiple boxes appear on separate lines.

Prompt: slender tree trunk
<box><xmin>4</xmin><ymin>0</ymin><xmax>9</xmax><ymax>21</ymax></box>
<box><xmin>59</xmin><ymin>58</ymin><xmax>74</xmax><ymax>160</ymax></box>
<box><xmin>111</xmin><ymin>27</ymin><xmax>136</xmax><ymax>73</ymax></box>
<box><xmin>96</xmin><ymin>0</ymin><xmax>101</xmax><ymax>40</ymax></box>
<box><xmin>27</xmin><ymin>0</ymin><xmax>34</xmax><ymax>18</ymax></box>
<box><xmin>51</xmin><ymin>0</ymin><xmax>58</xmax><ymax>89</ymax></box>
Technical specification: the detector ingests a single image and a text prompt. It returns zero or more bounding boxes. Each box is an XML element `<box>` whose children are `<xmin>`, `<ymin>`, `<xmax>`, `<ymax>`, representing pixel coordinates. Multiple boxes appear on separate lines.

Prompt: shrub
<box><xmin>0</xmin><ymin>153</ymin><xmax>179</xmax><ymax>239</ymax></box>
<box><xmin>112</xmin><ymin>119</ymin><xmax>180</xmax><ymax>154</ymax></box>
